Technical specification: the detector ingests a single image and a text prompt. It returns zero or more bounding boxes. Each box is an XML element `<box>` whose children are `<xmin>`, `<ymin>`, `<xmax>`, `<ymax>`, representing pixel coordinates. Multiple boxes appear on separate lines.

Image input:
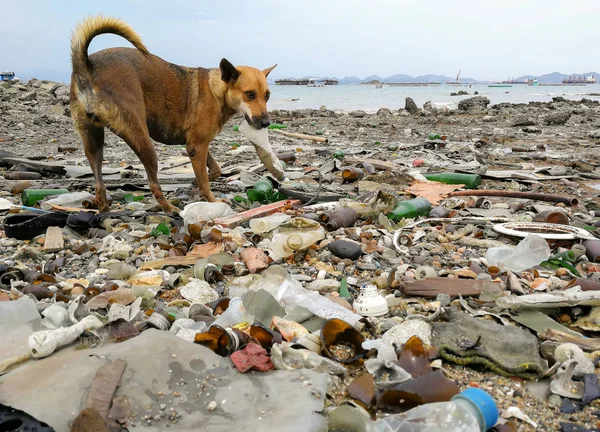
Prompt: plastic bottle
<box><xmin>485</xmin><ymin>234</ymin><xmax>551</xmax><ymax>272</ymax></box>
<box><xmin>40</xmin><ymin>191</ymin><xmax>95</xmax><ymax>210</ymax></box>
<box><xmin>249</xmin><ymin>213</ymin><xmax>291</xmax><ymax>234</ymax></box>
<box><xmin>373</xmin><ymin>388</ymin><xmax>498</xmax><ymax>432</ymax></box>
<box><xmin>387</xmin><ymin>198</ymin><xmax>432</xmax><ymax>222</ymax></box>
<box><xmin>270</xmin><ymin>217</ymin><xmax>326</xmax><ymax>258</ymax></box>
<box><xmin>180</xmin><ymin>202</ymin><xmax>234</xmax><ymax>225</ymax></box>
<box><xmin>427</xmin><ymin>132</ymin><xmax>441</xmax><ymax>140</ymax></box>
<box><xmin>423</xmin><ymin>172</ymin><xmax>482</xmax><ymax>189</ymax></box>
<box><xmin>22</xmin><ymin>189</ymin><xmax>70</xmax><ymax>206</ymax></box>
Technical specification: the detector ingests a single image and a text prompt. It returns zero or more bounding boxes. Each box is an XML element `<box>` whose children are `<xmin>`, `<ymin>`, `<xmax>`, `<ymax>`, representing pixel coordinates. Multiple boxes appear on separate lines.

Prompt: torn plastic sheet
<box><xmin>496</xmin><ymin>287</ymin><xmax>600</xmax><ymax>310</ymax></box>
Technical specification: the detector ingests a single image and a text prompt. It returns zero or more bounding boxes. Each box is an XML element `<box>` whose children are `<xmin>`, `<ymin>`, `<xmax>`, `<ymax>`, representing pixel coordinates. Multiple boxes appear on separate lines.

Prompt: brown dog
<box><xmin>70</xmin><ymin>15</ymin><xmax>276</xmax><ymax>213</ymax></box>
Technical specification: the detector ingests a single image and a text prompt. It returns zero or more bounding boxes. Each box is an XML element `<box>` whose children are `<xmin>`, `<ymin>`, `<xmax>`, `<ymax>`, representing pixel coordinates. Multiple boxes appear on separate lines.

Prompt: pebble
<box><xmin>328</xmin><ymin>240</ymin><xmax>362</xmax><ymax>260</ymax></box>
<box><xmin>207</xmin><ymin>401</ymin><xmax>217</xmax><ymax>411</ymax></box>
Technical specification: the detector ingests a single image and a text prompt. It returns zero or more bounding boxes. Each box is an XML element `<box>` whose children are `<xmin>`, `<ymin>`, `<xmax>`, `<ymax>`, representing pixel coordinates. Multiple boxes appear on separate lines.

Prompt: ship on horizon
<box><xmin>562</xmin><ymin>74</ymin><xmax>596</xmax><ymax>84</ymax></box>
<box><xmin>275</xmin><ymin>78</ymin><xmax>338</xmax><ymax>86</ymax></box>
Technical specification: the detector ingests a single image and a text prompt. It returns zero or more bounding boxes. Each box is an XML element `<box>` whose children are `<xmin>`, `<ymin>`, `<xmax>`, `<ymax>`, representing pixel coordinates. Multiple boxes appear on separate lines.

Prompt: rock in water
<box><xmin>458</xmin><ymin>96</ymin><xmax>490</xmax><ymax>112</ymax></box>
<box><xmin>404</xmin><ymin>97</ymin><xmax>419</xmax><ymax>115</ymax></box>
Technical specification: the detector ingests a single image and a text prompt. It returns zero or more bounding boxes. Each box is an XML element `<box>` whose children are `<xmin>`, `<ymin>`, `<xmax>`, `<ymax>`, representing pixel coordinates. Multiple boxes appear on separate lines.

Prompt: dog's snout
<box><xmin>251</xmin><ymin>114</ymin><xmax>271</xmax><ymax>129</ymax></box>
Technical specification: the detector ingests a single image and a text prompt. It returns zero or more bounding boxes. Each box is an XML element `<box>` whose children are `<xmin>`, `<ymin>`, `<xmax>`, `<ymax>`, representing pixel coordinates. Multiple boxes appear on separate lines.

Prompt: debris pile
<box><xmin>1</xmin><ymin>79</ymin><xmax>600</xmax><ymax>431</ymax></box>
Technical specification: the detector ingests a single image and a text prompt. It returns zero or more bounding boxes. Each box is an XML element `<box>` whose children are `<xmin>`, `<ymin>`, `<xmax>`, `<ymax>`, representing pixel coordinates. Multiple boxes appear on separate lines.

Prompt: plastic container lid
<box><xmin>452</xmin><ymin>388</ymin><xmax>499</xmax><ymax>431</ymax></box>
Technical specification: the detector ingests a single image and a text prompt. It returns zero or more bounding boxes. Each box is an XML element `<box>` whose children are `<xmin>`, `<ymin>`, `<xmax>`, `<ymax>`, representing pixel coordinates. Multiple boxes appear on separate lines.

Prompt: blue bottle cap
<box><xmin>451</xmin><ymin>388</ymin><xmax>499</xmax><ymax>431</ymax></box>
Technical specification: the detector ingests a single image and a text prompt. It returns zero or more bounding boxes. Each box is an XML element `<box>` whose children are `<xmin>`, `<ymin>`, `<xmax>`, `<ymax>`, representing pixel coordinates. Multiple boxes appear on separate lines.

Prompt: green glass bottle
<box><xmin>555</xmin><ymin>250</ymin><xmax>577</xmax><ymax>263</ymax></box>
<box><xmin>387</xmin><ymin>198</ymin><xmax>432</xmax><ymax>222</ymax></box>
<box><xmin>427</xmin><ymin>132</ymin><xmax>441</xmax><ymax>140</ymax></box>
<box><xmin>333</xmin><ymin>150</ymin><xmax>345</xmax><ymax>159</ymax></box>
<box><xmin>424</xmin><ymin>172</ymin><xmax>482</xmax><ymax>189</ymax></box>
<box><xmin>268</xmin><ymin>124</ymin><xmax>287</xmax><ymax>130</ymax></box>
<box><xmin>22</xmin><ymin>189</ymin><xmax>70</xmax><ymax>206</ymax></box>
<box><xmin>233</xmin><ymin>125</ymin><xmax>240</xmax><ymax>131</ymax></box>
<box><xmin>247</xmin><ymin>177</ymin><xmax>274</xmax><ymax>203</ymax></box>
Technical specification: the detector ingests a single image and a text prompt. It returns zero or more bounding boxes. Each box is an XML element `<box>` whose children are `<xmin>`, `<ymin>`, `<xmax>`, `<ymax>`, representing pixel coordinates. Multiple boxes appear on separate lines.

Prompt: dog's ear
<box><xmin>263</xmin><ymin>64</ymin><xmax>278</xmax><ymax>78</ymax></box>
<box><xmin>220</xmin><ymin>58</ymin><xmax>240</xmax><ymax>84</ymax></box>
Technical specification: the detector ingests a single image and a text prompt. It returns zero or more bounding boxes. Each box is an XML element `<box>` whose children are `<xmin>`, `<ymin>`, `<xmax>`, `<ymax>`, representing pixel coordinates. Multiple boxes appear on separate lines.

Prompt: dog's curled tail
<box><xmin>71</xmin><ymin>15</ymin><xmax>149</xmax><ymax>74</ymax></box>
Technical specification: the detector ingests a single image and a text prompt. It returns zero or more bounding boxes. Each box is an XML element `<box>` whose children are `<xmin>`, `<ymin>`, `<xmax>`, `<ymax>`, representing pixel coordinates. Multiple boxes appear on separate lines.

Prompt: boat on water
<box><xmin>562</xmin><ymin>75</ymin><xmax>596</xmax><ymax>85</ymax></box>
<box><xmin>307</xmin><ymin>78</ymin><xmax>325</xmax><ymax>87</ymax></box>
<box><xmin>528</xmin><ymin>79</ymin><xmax>539</xmax><ymax>86</ymax></box>
<box><xmin>0</xmin><ymin>70</ymin><xmax>19</xmax><ymax>82</ymax></box>
<box><xmin>489</xmin><ymin>84</ymin><xmax>512</xmax><ymax>88</ymax></box>
<box><xmin>500</xmin><ymin>78</ymin><xmax>528</xmax><ymax>85</ymax></box>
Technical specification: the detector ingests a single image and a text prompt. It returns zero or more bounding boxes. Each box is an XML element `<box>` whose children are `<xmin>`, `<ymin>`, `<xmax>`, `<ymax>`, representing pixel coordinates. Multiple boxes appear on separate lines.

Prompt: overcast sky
<box><xmin>1</xmin><ymin>0</ymin><xmax>599</xmax><ymax>83</ymax></box>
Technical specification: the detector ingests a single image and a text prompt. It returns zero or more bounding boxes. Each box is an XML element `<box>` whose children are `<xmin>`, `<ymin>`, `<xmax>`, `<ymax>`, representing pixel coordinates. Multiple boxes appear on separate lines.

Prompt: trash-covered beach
<box><xmin>1</xmin><ymin>79</ymin><xmax>600</xmax><ymax>431</ymax></box>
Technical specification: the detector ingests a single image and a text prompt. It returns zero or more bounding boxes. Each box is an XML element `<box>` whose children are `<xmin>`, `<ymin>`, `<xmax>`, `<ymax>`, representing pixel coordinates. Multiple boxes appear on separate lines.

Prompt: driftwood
<box><xmin>538</xmin><ymin>328</ymin><xmax>600</xmax><ymax>352</ymax></box>
<box><xmin>213</xmin><ymin>199</ymin><xmax>300</xmax><ymax>228</ymax></box>
<box><xmin>400</xmin><ymin>277</ymin><xmax>493</xmax><ymax>298</ymax></box>
<box><xmin>43</xmin><ymin>227</ymin><xmax>64</xmax><ymax>252</ymax></box>
<box><xmin>273</xmin><ymin>129</ymin><xmax>328</xmax><ymax>142</ymax></box>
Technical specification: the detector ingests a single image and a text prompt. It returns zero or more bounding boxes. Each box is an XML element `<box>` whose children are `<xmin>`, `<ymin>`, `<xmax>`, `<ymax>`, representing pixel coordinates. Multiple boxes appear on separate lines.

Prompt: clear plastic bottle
<box><xmin>373</xmin><ymin>388</ymin><xmax>498</xmax><ymax>432</ymax></box>
<box><xmin>485</xmin><ymin>234</ymin><xmax>550</xmax><ymax>272</ymax></box>
<box><xmin>249</xmin><ymin>213</ymin><xmax>291</xmax><ymax>234</ymax></box>
<box><xmin>270</xmin><ymin>217</ymin><xmax>325</xmax><ymax>258</ymax></box>
<box><xmin>40</xmin><ymin>191</ymin><xmax>95</xmax><ymax>210</ymax></box>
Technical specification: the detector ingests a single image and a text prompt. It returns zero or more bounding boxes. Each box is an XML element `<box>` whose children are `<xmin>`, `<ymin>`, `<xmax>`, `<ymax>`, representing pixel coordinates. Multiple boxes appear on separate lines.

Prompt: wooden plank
<box><xmin>43</xmin><ymin>226</ymin><xmax>64</xmax><ymax>252</ymax></box>
<box><xmin>213</xmin><ymin>199</ymin><xmax>301</xmax><ymax>228</ymax></box>
<box><xmin>400</xmin><ymin>278</ymin><xmax>493</xmax><ymax>298</ymax></box>
<box><xmin>273</xmin><ymin>129</ymin><xmax>328</xmax><ymax>143</ymax></box>
<box><xmin>343</xmin><ymin>157</ymin><xmax>405</xmax><ymax>172</ymax></box>
<box><xmin>538</xmin><ymin>328</ymin><xmax>600</xmax><ymax>352</ymax></box>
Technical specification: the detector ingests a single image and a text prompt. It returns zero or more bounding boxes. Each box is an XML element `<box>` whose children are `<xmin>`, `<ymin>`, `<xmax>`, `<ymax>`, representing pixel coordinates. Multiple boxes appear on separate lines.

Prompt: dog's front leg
<box><xmin>187</xmin><ymin>138</ymin><xmax>217</xmax><ymax>202</ymax></box>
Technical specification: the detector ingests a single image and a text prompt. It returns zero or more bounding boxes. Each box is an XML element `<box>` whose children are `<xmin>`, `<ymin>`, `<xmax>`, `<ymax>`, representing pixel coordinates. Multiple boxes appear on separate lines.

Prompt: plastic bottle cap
<box><xmin>286</xmin><ymin>233</ymin><xmax>303</xmax><ymax>250</ymax></box>
<box><xmin>451</xmin><ymin>388</ymin><xmax>499</xmax><ymax>431</ymax></box>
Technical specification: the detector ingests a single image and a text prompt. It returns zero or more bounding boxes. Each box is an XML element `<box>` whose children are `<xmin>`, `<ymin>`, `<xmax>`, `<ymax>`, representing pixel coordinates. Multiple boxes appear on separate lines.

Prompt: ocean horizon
<box><xmin>269</xmin><ymin>83</ymin><xmax>600</xmax><ymax>112</ymax></box>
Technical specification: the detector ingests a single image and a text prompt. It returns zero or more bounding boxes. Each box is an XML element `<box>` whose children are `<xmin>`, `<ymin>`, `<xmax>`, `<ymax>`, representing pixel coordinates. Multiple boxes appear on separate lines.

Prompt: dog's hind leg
<box><xmin>187</xmin><ymin>138</ymin><xmax>218</xmax><ymax>202</ymax></box>
<box><xmin>114</xmin><ymin>117</ymin><xmax>179</xmax><ymax>214</ymax></box>
<box><xmin>207</xmin><ymin>151</ymin><xmax>221</xmax><ymax>181</ymax></box>
<box><xmin>77</xmin><ymin>124</ymin><xmax>110</xmax><ymax>212</ymax></box>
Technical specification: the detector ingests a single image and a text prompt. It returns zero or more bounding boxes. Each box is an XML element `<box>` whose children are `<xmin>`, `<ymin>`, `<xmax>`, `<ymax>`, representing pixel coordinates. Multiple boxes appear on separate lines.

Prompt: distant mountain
<box><xmin>338</xmin><ymin>76</ymin><xmax>362</xmax><ymax>84</ymax></box>
<box><xmin>412</xmin><ymin>74</ymin><xmax>452</xmax><ymax>83</ymax></box>
<box><xmin>383</xmin><ymin>73</ymin><xmax>413</xmax><ymax>83</ymax></box>
<box><xmin>515</xmin><ymin>72</ymin><xmax>600</xmax><ymax>84</ymax></box>
<box><xmin>362</xmin><ymin>75</ymin><xmax>384</xmax><ymax>83</ymax></box>
<box><xmin>272</xmin><ymin>71</ymin><xmax>600</xmax><ymax>85</ymax></box>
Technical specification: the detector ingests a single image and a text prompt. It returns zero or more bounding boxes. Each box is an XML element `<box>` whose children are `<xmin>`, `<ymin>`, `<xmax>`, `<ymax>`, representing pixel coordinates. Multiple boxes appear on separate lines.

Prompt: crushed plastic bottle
<box><xmin>373</xmin><ymin>388</ymin><xmax>498</xmax><ymax>432</ymax></box>
<box><xmin>40</xmin><ymin>191</ymin><xmax>95</xmax><ymax>210</ymax></box>
<box><xmin>485</xmin><ymin>234</ymin><xmax>551</xmax><ymax>272</ymax></box>
<box><xmin>249</xmin><ymin>213</ymin><xmax>291</xmax><ymax>234</ymax></box>
<box><xmin>180</xmin><ymin>202</ymin><xmax>234</xmax><ymax>225</ymax></box>
<box><xmin>270</xmin><ymin>217</ymin><xmax>325</xmax><ymax>259</ymax></box>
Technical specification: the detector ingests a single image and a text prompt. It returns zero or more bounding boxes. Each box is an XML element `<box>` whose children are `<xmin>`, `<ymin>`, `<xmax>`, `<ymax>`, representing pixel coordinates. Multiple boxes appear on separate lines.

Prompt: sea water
<box><xmin>269</xmin><ymin>83</ymin><xmax>600</xmax><ymax>112</ymax></box>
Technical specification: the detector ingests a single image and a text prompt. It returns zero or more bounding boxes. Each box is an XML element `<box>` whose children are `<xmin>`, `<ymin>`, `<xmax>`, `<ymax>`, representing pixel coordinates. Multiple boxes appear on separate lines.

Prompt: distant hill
<box><xmin>338</xmin><ymin>76</ymin><xmax>362</xmax><ymax>84</ymax></box>
<box><xmin>515</xmin><ymin>71</ymin><xmax>600</xmax><ymax>84</ymax></box>
<box><xmin>272</xmin><ymin>71</ymin><xmax>600</xmax><ymax>85</ymax></box>
<box><xmin>383</xmin><ymin>73</ymin><xmax>414</xmax><ymax>83</ymax></box>
<box><xmin>362</xmin><ymin>75</ymin><xmax>384</xmax><ymax>83</ymax></box>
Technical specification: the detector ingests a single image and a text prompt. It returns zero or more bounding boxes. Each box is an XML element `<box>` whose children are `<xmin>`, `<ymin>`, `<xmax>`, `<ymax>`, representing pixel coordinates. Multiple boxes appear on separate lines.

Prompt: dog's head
<box><xmin>220</xmin><ymin>58</ymin><xmax>277</xmax><ymax>130</ymax></box>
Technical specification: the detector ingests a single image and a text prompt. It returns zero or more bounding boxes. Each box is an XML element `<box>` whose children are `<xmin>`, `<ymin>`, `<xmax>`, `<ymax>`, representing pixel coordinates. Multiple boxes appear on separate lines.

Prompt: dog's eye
<box><xmin>245</xmin><ymin>91</ymin><xmax>256</xmax><ymax>100</ymax></box>
<box><xmin>265</xmin><ymin>92</ymin><xmax>270</xmax><ymax>101</ymax></box>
